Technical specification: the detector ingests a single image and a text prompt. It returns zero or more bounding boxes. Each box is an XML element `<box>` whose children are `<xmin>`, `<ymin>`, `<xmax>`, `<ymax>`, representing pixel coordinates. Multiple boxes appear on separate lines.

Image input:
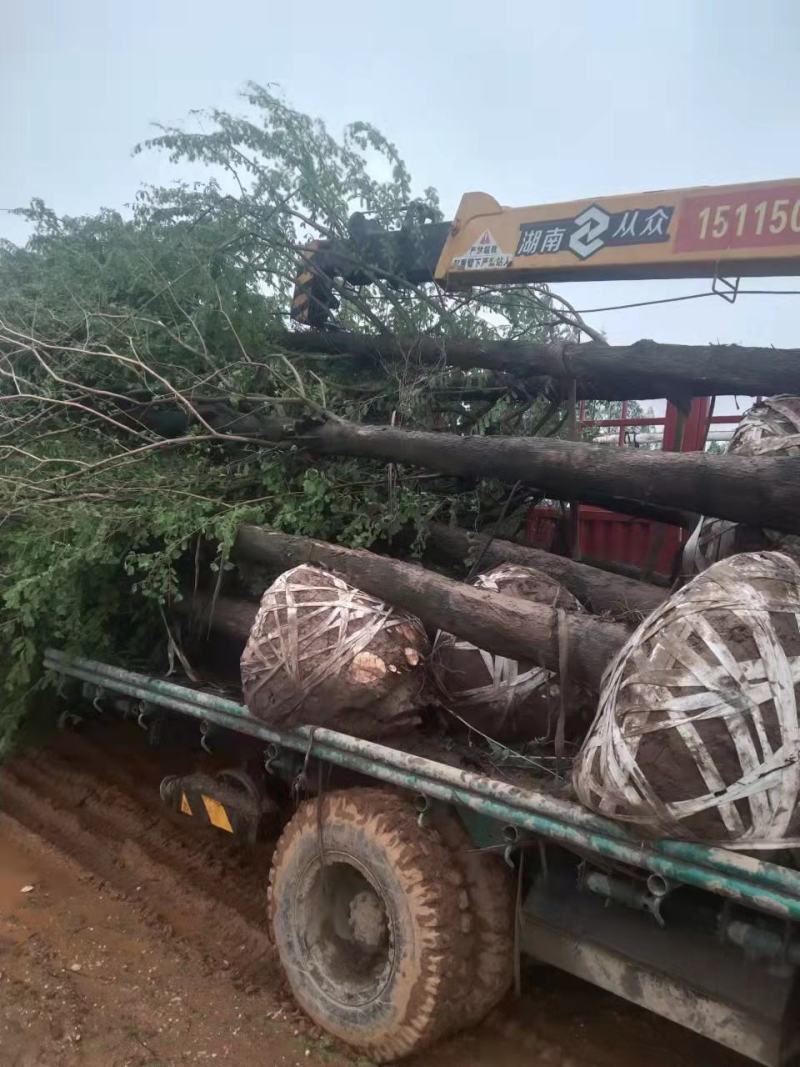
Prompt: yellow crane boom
<box><xmin>435</xmin><ymin>178</ymin><xmax>800</xmax><ymax>288</ymax></box>
<box><xmin>291</xmin><ymin>177</ymin><xmax>800</xmax><ymax>325</ymax></box>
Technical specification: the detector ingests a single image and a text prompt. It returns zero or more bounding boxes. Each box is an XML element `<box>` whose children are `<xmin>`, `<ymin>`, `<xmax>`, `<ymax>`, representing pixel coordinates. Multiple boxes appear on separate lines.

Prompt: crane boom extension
<box><xmin>292</xmin><ymin>177</ymin><xmax>800</xmax><ymax>326</ymax></box>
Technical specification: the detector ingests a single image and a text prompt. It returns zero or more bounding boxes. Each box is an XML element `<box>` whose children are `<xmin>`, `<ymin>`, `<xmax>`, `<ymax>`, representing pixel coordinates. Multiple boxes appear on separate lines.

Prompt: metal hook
<box><xmin>82</xmin><ymin>682</ymin><xmax>106</xmax><ymax>713</ymax></box>
<box><xmin>502</xmin><ymin>825</ymin><xmax>520</xmax><ymax>869</ymax></box>
<box><xmin>712</xmin><ymin>271</ymin><xmax>740</xmax><ymax>304</ymax></box>
<box><xmin>136</xmin><ymin>701</ymin><xmax>152</xmax><ymax>731</ymax></box>
<box><xmin>200</xmin><ymin>721</ymin><xmax>213</xmax><ymax>754</ymax></box>
<box><xmin>264</xmin><ymin>743</ymin><xmax>281</xmax><ymax>775</ymax></box>
<box><xmin>292</xmin><ymin>727</ymin><xmax>317</xmax><ymax>802</ymax></box>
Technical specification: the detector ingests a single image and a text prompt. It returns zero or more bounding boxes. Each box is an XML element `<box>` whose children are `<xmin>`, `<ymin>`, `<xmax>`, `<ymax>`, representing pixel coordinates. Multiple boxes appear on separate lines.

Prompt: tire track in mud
<box><xmin>9</xmin><ymin>748</ymin><xmax>269</xmax><ymax>917</ymax></box>
<box><xmin>1</xmin><ymin>737</ymin><xmax>281</xmax><ymax>990</ymax></box>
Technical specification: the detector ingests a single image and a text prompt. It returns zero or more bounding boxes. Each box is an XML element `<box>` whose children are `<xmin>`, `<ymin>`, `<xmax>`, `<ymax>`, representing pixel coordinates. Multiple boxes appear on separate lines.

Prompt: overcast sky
<box><xmin>3</xmin><ymin>0</ymin><xmax>799</xmax><ymax>374</ymax></box>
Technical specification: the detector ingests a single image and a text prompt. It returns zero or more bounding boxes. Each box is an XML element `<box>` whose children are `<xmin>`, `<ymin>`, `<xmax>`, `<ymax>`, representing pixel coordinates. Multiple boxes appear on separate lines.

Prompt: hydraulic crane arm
<box><xmin>292</xmin><ymin>177</ymin><xmax>800</xmax><ymax>326</ymax></box>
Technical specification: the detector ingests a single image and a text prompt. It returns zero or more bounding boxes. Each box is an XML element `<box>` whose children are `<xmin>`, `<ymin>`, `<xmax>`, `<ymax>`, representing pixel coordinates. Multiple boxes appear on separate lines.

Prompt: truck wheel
<box><xmin>432</xmin><ymin>809</ymin><xmax>515</xmax><ymax>1029</ymax></box>
<box><xmin>268</xmin><ymin>788</ymin><xmax>470</xmax><ymax>1062</ymax></box>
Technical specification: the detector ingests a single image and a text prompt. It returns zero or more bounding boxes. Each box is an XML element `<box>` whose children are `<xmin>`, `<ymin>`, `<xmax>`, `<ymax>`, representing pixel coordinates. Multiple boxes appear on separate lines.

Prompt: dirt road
<box><xmin>0</xmin><ymin>722</ymin><xmax>746</xmax><ymax>1067</ymax></box>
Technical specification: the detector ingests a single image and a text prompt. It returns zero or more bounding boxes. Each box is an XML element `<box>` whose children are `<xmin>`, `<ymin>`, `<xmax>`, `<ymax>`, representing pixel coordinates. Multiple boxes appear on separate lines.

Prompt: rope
<box><xmin>432</xmin><ymin>564</ymin><xmax>582</xmax><ymax>739</ymax></box>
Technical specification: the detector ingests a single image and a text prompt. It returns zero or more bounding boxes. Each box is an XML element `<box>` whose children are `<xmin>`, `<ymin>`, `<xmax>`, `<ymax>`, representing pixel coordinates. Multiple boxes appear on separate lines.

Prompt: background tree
<box><xmin>0</xmin><ymin>85</ymin><xmax>571</xmax><ymax>751</ymax></box>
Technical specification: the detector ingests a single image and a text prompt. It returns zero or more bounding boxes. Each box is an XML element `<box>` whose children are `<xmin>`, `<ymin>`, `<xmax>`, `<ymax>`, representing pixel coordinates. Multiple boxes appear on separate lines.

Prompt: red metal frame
<box><xmin>576</xmin><ymin>414</ymin><xmax>741</xmax><ymax>428</ymax></box>
<box><xmin>526</xmin><ymin>398</ymin><xmax>746</xmax><ymax>578</ymax></box>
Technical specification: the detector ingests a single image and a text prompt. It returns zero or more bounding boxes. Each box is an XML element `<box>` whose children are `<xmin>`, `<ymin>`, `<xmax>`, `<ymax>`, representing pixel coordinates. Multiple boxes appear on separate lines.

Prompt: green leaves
<box><xmin>0</xmin><ymin>84</ymin><xmax>568</xmax><ymax>752</ymax></box>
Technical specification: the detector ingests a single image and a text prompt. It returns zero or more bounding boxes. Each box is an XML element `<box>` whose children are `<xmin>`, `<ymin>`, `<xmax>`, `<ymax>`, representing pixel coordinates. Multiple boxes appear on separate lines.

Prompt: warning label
<box><xmin>452</xmin><ymin>229</ymin><xmax>513</xmax><ymax>270</ymax></box>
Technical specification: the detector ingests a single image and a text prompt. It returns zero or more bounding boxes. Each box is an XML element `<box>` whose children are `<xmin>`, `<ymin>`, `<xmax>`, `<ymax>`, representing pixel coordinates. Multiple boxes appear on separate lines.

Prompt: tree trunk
<box><xmin>186</xmin><ymin>593</ymin><xmax>259</xmax><ymax>643</ymax></box>
<box><xmin>138</xmin><ymin>397</ymin><xmax>695</xmax><ymax>528</ymax></box>
<box><xmin>230</xmin><ymin>526</ymin><xmax>628</xmax><ymax>690</ymax></box>
<box><xmin>424</xmin><ymin>522</ymin><xmax>666</xmax><ymax>619</ymax></box>
<box><xmin>256</xmin><ymin>417</ymin><xmax>800</xmax><ymax>536</ymax></box>
<box><xmin>577</xmin><ymin>554</ymin><xmax>671</xmax><ymax>588</ymax></box>
<box><xmin>273</xmin><ymin>330</ymin><xmax>800</xmax><ymax>400</ymax></box>
<box><xmin>139</xmin><ymin>403</ymin><xmax>798</xmax><ymax>533</ymax></box>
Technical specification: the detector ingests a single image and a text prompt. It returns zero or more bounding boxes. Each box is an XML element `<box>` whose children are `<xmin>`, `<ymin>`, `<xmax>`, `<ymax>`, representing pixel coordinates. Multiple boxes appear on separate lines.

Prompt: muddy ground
<box><xmin>0</xmin><ymin>720</ymin><xmax>747</xmax><ymax>1067</ymax></box>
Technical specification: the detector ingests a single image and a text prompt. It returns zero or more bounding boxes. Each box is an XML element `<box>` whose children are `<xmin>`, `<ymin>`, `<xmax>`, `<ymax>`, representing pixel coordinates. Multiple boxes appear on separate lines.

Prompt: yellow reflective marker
<box><xmin>180</xmin><ymin>792</ymin><xmax>193</xmax><ymax>817</ymax></box>
<box><xmin>201</xmin><ymin>794</ymin><xmax>234</xmax><ymax>833</ymax></box>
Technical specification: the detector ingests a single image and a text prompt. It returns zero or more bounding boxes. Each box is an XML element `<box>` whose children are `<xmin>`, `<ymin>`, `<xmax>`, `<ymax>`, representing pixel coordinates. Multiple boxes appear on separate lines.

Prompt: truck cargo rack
<box><xmin>44</xmin><ymin>647</ymin><xmax>800</xmax><ymax>923</ymax></box>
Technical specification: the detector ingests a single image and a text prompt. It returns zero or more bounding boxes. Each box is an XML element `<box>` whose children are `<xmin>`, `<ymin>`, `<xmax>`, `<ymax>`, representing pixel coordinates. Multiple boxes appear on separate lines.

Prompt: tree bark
<box><xmin>136</xmin><ymin>402</ymin><xmax>797</xmax><ymax>533</ymax></box>
<box><xmin>126</xmin><ymin>400</ymin><xmax>800</xmax><ymax>534</ymax></box>
<box><xmin>251</xmin><ymin>416</ymin><xmax>800</xmax><ymax>536</ymax></box>
<box><xmin>230</xmin><ymin>526</ymin><xmax>628</xmax><ymax>690</ymax></box>
<box><xmin>272</xmin><ymin>330</ymin><xmax>800</xmax><ymax>400</ymax></box>
<box><xmin>186</xmin><ymin>593</ymin><xmax>259</xmax><ymax>643</ymax></box>
<box><xmin>577</xmin><ymin>554</ymin><xmax>671</xmax><ymax>588</ymax></box>
<box><xmin>137</xmin><ymin>397</ymin><xmax>695</xmax><ymax>528</ymax></box>
<box><xmin>424</xmin><ymin>522</ymin><xmax>666</xmax><ymax>619</ymax></box>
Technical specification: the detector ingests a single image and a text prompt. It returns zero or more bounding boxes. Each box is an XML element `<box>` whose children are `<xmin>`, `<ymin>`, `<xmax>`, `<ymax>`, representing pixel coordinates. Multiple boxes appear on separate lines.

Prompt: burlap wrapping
<box><xmin>574</xmin><ymin>552</ymin><xmax>800</xmax><ymax>848</ymax></box>
<box><xmin>685</xmin><ymin>396</ymin><xmax>800</xmax><ymax>573</ymax></box>
<box><xmin>240</xmin><ymin>564</ymin><xmax>430</xmax><ymax>737</ymax></box>
<box><xmin>431</xmin><ymin>563</ymin><xmax>590</xmax><ymax>743</ymax></box>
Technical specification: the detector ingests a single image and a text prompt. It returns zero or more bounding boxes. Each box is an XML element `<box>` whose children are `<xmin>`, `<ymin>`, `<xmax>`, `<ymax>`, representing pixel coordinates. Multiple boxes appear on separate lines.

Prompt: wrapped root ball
<box><xmin>431</xmin><ymin>563</ymin><xmax>589</xmax><ymax>743</ymax></box>
<box><xmin>574</xmin><ymin>551</ymin><xmax>800</xmax><ymax>846</ymax></box>
<box><xmin>686</xmin><ymin>396</ymin><xmax>800</xmax><ymax>573</ymax></box>
<box><xmin>241</xmin><ymin>564</ymin><xmax>429</xmax><ymax>737</ymax></box>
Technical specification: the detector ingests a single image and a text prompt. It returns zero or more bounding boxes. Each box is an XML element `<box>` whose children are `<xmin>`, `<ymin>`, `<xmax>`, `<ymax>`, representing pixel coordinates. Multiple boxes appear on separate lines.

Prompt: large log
<box><xmin>110</xmin><ymin>398</ymin><xmax>693</xmax><ymax>527</ymax></box>
<box><xmin>424</xmin><ymin>522</ymin><xmax>666</xmax><ymax>619</ymax></box>
<box><xmin>230</xmin><ymin>526</ymin><xmax>628</xmax><ymax>690</ymax></box>
<box><xmin>140</xmin><ymin>403</ymin><xmax>797</xmax><ymax>533</ymax></box>
<box><xmin>273</xmin><ymin>330</ymin><xmax>800</xmax><ymax>400</ymax></box>
<box><xmin>187</xmin><ymin>594</ymin><xmax>258</xmax><ymax>642</ymax></box>
<box><xmin>251</xmin><ymin>417</ymin><xmax>800</xmax><ymax>536</ymax></box>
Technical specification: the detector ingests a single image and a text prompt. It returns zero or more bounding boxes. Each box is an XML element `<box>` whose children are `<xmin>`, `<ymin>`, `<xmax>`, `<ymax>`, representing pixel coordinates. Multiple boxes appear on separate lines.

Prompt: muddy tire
<box><xmin>268</xmin><ymin>788</ymin><xmax>470</xmax><ymax>1062</ymax></box>
<box><xmin>432</xmin><ymin>809</ymin><xmax>515</xmax><ymax>1029</ymax></box>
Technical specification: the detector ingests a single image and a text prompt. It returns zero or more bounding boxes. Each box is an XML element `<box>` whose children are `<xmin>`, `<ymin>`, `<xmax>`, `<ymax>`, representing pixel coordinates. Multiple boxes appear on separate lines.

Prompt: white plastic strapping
<box><xmin>686</xmin><ymin>395</ymin><xmax>800</xmax><ymax>573</ymax></box>
<box><xmin>432</xmin><ymin>563</ymin><xmax>561</xmax><ymax>712</ymax></box>
<box><xmin>574</xmin><ymin>552</ymin><xmax>800</xmax><ymax>849</ymax></box>
<box><xmin>241</xmin><ymin>564</ymin><xmax>427</xmax><ymax>721</ymax></box>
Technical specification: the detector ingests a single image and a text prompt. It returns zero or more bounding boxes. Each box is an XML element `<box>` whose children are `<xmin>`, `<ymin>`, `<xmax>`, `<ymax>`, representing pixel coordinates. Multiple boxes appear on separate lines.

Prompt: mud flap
<box><xmin>160</xmin><ymin>771</ymin><xmax>278</xmax><ymax>844</ymax></box>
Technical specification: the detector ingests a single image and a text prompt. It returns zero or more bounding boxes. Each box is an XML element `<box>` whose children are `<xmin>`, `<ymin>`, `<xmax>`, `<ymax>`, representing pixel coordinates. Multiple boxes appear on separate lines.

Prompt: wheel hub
<box><xmin>349</xmin><ymin>889</ymin><xmax>387</xmax><ymax>949</ymax></box>
<box><xmin>298</xmin><ymin>856</ymin><xmax>394</xmax><ymax>1007</ymax></box>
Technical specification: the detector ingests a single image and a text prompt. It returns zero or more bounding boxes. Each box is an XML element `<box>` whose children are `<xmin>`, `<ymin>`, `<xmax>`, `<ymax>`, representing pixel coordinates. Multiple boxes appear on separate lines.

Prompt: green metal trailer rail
<box><xmin>43</xmin><ymin>647</ymin><xmax>800</xmax><ymax>922</ymax></box>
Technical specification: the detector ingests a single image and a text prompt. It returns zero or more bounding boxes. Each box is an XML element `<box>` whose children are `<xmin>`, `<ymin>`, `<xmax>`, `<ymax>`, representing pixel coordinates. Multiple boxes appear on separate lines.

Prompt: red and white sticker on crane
<box><xmin>452</xmin><ymin>229</ymin><xmax>513</xmax><ymax>271</ymax></box>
